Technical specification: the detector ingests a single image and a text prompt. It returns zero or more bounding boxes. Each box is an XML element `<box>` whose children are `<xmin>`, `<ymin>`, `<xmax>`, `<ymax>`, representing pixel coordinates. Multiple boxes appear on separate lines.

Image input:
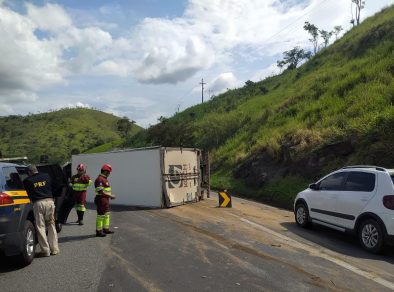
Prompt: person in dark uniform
<box><xmin>94</xmin><ymin>164</ymin><xmax>116</xmax><ymax>237</ymax></box>
<box><xmin>23</xmin><ymin>165</ymin><xmax>59</xmax><ymax>257</ymax></box>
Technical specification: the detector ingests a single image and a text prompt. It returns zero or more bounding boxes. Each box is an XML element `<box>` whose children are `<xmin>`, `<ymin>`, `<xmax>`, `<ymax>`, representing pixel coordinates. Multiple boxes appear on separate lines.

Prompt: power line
<box><xmin>179</xmin><ymin>1</ymin><xmax>332</xmax><ymax>108</ymax></box>
<box><xmin>262</xmin><ymin>0</ymin><xmax>331</xmax><ymax>44</ymax></box>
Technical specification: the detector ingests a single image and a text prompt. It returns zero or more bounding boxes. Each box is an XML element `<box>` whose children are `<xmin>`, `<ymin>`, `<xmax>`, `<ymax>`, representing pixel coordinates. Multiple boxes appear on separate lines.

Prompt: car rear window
<box><xmin>2</xmin><ymin>166</ymin><xmax>24</xmax><ymax>191</ymax></box>
<box><xmin>345</xmin><ymin>171</ymin><xmax>375</xmax><ymax>192</ymax></box>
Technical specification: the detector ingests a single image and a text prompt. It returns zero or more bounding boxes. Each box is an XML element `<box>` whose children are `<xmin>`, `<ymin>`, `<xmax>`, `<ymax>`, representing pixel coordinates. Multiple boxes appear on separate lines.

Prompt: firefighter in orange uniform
<box><xmin>94</xmin><ymin>164</ymin><xmax>116</xmax><ymax>237</ymax></box>
<box><xmin>70</xmin><ymin>163</ymin><xmax>92</xmax><ymax>225</ymax></box>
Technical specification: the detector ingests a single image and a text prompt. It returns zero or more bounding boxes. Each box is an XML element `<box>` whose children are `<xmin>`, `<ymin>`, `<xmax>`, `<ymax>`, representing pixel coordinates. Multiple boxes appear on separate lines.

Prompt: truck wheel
<box><xmin>358</xmin><ymin>219</ymin><xmax>384</xmax><ymax>254</ymax></box>
<box><xmin>16</xmin><ymin>220</ymin><xmax>36</xmax><ymax>266</ymax></box>
<box><xmin>295</xmin><ymin>203</ymin><xmax>310</xmax><ymax>228</ymax></box>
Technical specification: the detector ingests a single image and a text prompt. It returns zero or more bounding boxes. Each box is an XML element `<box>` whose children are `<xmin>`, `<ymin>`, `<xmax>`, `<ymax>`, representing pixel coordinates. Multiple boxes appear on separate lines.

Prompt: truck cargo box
<box><xmin>71</xmin><ymin>147</ymin><xmax>205</xmax><ymax>208</ymax></box>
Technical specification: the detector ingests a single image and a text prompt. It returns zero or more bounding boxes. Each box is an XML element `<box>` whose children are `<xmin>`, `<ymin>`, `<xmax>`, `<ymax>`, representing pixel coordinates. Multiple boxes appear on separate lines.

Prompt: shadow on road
<box><xmin>59</xmin><ymin>234</ymin><xmax>96</xmax><ymax>243</ymax></box>
<box><xmin>281</xmin><ymin>222</ymin><xmax>394</xmax><ymax>263</ymax></box>
<box><xmin>0</xmin><ymin>255</ymin><xmax>28</xmax><ymax>273</ymax></box>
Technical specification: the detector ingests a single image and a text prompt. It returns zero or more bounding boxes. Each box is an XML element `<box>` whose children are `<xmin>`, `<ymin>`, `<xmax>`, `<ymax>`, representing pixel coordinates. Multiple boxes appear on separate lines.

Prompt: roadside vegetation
<box><xmin>0</xmin><ymin>108</ymin><xmax>141</xmax><ymax>163</ymax></box>
<box><xmin>1</xmin><ymin>5</ymin><xmax>392</xmax><ymax>209</ymax></box>
<box><xmin>128</xmin><ymin>5</ymin><xmax>394</xmax><ymax>208</ymax></box>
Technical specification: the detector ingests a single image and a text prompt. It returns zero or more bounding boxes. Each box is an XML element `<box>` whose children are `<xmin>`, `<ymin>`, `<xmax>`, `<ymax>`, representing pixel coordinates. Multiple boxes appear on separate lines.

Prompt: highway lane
<box><xmin>0</xmin><ymin>208</ymin><xmax>109</xmax><ymax>291</ymax></box>
<box><xmin>1</xmin><ymin>195</ymin><xmax>394</xmax><ymax>291</ymax></box>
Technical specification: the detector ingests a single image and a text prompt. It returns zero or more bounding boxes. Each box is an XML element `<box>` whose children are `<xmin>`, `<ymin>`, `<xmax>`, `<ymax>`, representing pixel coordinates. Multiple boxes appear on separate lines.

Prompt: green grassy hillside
<box><xmin>0</xmin><ymin>108</ymin><xmax>141</xmax><ymax>163</ymax></box>
<box><xmin>129</xmin><ymin>6</ymin><xmax>394</xmax><ymax>208</ymax></box>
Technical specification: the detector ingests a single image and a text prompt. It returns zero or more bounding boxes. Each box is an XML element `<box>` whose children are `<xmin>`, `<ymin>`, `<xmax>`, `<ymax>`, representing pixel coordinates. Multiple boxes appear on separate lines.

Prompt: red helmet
<box><xmin>101</xmin><ymin>164</ymin><xmax>112</xmax><ymax>172</ymax></box>
<box><xmin>77</xmin><ymin>163</ymin><xmax>86</xmax><ymax>172</ymax></box>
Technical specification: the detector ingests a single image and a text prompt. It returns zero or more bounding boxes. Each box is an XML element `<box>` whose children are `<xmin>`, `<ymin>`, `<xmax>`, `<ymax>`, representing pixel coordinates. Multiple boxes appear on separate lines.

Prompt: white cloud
<box><xmin>59</xmin><ymin>26</ymin><xmax>114</xmax><ymax>74</ymax></box>
<box><xmin>125</xmin><ymin>0</ymin><xmax>363</xmax><ymax>84</ymax></box>
<box><xmin>208</xmin><ymin>72</ymin><xmax>240</xmax><ymax>94</ymax></box>
<box><xmin>65</xmin><ymin>102</ymin><xmax>90</xmax><ymax>109</ymax></box>
<box><xmin>251</xmin><ymin>63</ymin><xmax>281</xmax><ymax>82</ymax></box>
<box><xmin>0</xmin><ymin>2</ymin><xmax>117</xmax><ymax>108</ymax></box>
<box><xmin>91</xmin><ymin>60</ymin><xmax>132</xmax><ymax>77</ymax></box>
<box><xmin>0</xmin><ymin>104</ymin><xmax>14</xmax><ymax>115</ymax></box>
<box><xmin>0</xmin><ymin>4</ymin><xmax>64</xmax><ymax>107</ymax></box>
<box><xmin>0</xmin><ymin>0</ymin><xmax>392</xmax><ymax>121</ymax></box>
<box><xmin>77</xmin><ymin>102</ymin><xmax>89</xmax><ymax>108</ymax></box>
<box><xmin>26</xmin><ymin>3</ymin><xmax>72</xmax><ymax>31</ymax></box>
<box><xmin>132</xmin><ymin>19</ymin><xmax>215</xmax><ymax>84</ymax></box>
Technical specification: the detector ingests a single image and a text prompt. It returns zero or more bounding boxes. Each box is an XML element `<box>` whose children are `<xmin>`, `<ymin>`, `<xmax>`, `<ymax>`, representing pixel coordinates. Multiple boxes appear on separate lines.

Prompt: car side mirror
<box><xmin>309</xmin><ymin>183</ymin><xmax>318</xmax><ymax>190</ymax></box>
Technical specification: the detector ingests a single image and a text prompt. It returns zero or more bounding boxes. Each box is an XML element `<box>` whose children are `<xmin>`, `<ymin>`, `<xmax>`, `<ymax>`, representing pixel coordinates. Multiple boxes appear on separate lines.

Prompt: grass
<box><xmin>127</xmin><ymin>6</ymin><xmax>394</xmax><ymax>208</ymax></box>
<box><xmin>84</xmin><ymin>139</ymin><xmax>125</xmax><ymax>154</ymax></box>
<box><xmin>0</xmin><ymin>108</ymin><xmax>142</xmax><ymax>163</ymax></box>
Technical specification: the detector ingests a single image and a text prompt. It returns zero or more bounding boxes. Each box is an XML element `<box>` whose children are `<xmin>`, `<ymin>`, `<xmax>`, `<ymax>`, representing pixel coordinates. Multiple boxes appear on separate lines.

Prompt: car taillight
<box><xmin>0</xmin><ymin>193</ymin><xmax>14</xmax><ymax>205</ymax></box>
<box><xmin>383</xmin><ymin>195</ymin><xmax>394</xmax><ymax>210</ymax></box>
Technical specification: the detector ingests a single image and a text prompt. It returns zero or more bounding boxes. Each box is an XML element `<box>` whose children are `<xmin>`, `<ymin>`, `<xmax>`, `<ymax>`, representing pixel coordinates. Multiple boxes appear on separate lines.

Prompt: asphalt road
<box><xmin>1</xmin><ymin>195</ymin><xmax>394</xmax><ymax>291</ymax></box>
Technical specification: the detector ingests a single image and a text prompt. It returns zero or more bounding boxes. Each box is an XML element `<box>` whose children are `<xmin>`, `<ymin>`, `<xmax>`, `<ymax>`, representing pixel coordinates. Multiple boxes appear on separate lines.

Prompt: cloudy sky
<box><xmin>0</xmin><ymin>0</ymin><xmax>393</xmax><ymax>127</ymax></box>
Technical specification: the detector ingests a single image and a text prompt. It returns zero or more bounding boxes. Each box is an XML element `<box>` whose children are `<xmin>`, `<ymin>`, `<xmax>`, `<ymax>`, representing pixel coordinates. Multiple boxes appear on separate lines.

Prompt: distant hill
<box><xmin>129</xmin><ymin>5</ymin><xmax>394</xmax><ymax>208</ymax></box>
<box><xmin>0</xmin><ymin>108</ymin><xmax>142</xmax><ymax>164</ymax></box>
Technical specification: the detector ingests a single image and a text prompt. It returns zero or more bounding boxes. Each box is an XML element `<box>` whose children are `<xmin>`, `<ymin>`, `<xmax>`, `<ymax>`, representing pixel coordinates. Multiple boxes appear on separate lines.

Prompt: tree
<box><xmin>333</xmin><ymin>25</ymin><xmax>343</xmax><ymax>40</ymax></box>
<box><xmin>304</xmin><ymin>22</ymin><xmax>319</xmax><ymax>54</ymax></box>
<box><xmin>276</xmin><ymin>47</ymin><xmax>312</xmax><ymax>70</ymax></box>
<box><xmin>319</xmin><ymin>29</ymin><xmax>333</xmax><ymax>48</ymax></box>
<box><xmin>351</xmin><ymin>0</ymin><xmax>365</xmax><ymax>26</ymax></box>
<box><xmin>245</xmin><ymin>80</ymin><xmax>255</xmax><ymax>86</ymax></box>
<box><xmin>117</xmin><ymin>116</ymin><xmax>132</xmax><ymax>138</ymax></box>
<box><xmin>157</xmin><ymin>116</ymin><xmax>168</xmax><ymax>123</ymax></box>
<box><xmin>259</xmin><ymin>86</ymin><xmax>269</xmax><ymax>94</ymax></box>
<box><xmin>70</xmin><ymin>148</ymin><xmax>80</xmax><ymax>155</ymax></box>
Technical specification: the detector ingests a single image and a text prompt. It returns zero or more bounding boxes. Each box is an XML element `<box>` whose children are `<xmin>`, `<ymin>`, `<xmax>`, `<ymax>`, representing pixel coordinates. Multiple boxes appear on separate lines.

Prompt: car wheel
<box><xmin>16</xmin><ymin>220</ymin><xmax>36</xmax><ymax>266</ymax></box>
<box><xmin>295</xmin><ymin>203</ymin><xmax>310</xmax><ymax>228</ymax></box>
<box><xmin>358</xmin><ymin>219</ymin><xmax>384</xmax><ymax>254</ymax></box>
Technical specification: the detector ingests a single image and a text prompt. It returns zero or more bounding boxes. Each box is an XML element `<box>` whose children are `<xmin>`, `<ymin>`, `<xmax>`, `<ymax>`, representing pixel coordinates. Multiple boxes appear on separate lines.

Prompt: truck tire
<box><xmin>16</xmin><ymin>220</ymin><xmax>36</xmax><ymax>266</ymax></box>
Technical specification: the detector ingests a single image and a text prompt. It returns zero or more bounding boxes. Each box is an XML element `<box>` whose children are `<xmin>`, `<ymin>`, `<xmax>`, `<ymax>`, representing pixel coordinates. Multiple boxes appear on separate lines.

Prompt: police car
<box><xmin>0</xmin><ymin>162</ymin><xmax>68</xmax><ymax>266</ymax></box>
<box><xmin>0</xmin><ymin>163</ymin><xmax>35</xmax><ymax>266</ymax></box>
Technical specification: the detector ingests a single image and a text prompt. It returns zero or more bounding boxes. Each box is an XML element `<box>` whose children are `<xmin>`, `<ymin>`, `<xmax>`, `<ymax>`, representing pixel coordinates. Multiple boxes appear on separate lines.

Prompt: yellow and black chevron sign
<box><xmin>218</xmin><ymin>191</ymin><xmax>232</xmax><ymax>208</ymax></box>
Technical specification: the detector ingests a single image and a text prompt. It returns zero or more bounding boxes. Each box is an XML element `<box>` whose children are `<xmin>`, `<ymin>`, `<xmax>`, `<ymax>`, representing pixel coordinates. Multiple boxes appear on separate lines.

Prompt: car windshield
<box><xmin>391</xmin><ymin>174</ymin><xmax>394</xmax><ymax>185</ymax></box>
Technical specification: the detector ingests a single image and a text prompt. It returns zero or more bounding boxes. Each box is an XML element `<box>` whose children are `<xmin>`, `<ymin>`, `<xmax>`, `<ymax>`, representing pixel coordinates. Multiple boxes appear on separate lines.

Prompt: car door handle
<box><xmin>361</xmin><ymin>198</ymin><xmax>369</xmax><ymax>202</ymax></box>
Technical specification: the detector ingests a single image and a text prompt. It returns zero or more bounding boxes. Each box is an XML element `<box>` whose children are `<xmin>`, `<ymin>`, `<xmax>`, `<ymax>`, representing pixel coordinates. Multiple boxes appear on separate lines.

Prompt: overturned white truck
<box><xmin>71</xmin><ymin>147</ymin><xmax>209</xmax><ymax>208</ymax></box>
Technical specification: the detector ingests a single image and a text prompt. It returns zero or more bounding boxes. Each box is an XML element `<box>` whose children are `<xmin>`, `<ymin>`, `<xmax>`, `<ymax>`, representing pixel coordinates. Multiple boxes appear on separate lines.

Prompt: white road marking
<box><xmin>230</xmin><ymin>213</ymin><xmax>394</xmax><ymax>291</ymax></box>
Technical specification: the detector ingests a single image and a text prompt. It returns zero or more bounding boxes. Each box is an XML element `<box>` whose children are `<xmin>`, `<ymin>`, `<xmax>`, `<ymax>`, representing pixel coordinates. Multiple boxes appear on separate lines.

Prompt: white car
<box><xmin>294</xmin><ymin>166</ymin><xmax>394</xmax><ymax>253</ymax></box>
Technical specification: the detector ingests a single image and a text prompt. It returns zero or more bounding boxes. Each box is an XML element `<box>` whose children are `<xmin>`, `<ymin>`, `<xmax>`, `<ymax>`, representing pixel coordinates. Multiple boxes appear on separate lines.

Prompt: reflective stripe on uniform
<box><xmin>72</xmin><ymin>179</ymin><xmax>92</xmax><ymax>191</ymax></box>
<box><xmin>72</xmin><ymin>184</ymin><xmax>88</xmax><ymax>191</ymax></box>
<box><xmin>96</xmin><ymin>215</ymin><xmax>105</xmax><ymax>230</ymax></box>
<box><xmin>95</xmin><ymin>187</ymin><xmax>112</xmax><ymax>196</ymax></box>
<box><xmin>104</xmin><ymin>212</ymin><xmax>110</xmax><ymax>229</ymax></box>
<box><xmin>75</xmin><ymin>204</ymin><xmax>86</xmax><ymax>212</ymax></box>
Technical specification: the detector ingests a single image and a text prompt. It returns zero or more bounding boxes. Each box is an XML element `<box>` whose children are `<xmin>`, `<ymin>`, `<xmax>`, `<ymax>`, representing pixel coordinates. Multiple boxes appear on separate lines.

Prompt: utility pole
<box><xmin>199</xmin><ymin>78</ymin><xmax>206</xmax><ymax>104</ymax></box>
